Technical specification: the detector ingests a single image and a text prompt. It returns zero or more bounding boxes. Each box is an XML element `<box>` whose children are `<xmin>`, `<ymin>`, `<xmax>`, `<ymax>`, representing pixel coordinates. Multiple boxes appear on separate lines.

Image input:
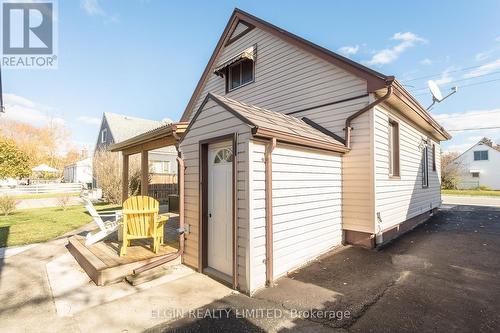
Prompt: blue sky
<box><xmin>3</xmin><ymin>0</ymin><xmax>500</xmax><ymax>153</ymax></box>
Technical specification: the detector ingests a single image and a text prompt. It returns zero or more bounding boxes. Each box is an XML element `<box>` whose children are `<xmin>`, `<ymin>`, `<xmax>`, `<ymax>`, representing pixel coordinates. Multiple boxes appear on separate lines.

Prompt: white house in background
<box><xmin>63</xmin><ymin>157</ymin><xmax>93</xmax><ymax>184</ymax></box>
<box><xmin>452</xmin><ymin>138</ymin><xmax>500</xmax><ymax>189</ymax></box>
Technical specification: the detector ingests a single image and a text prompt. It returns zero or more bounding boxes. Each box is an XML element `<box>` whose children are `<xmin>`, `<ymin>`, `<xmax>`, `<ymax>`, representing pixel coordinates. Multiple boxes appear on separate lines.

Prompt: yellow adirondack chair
<box><xmin>119</xmin><ymin>196</ymin><xmax>168</xmax><ymax>257</ymax></box>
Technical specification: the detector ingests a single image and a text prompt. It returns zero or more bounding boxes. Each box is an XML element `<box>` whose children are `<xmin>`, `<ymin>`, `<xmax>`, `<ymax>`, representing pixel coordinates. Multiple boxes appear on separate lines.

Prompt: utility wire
<box><xmin>408</xmin><ymin>70</ymin><xmax>500</xmax><ymax>93</ymax></box>
<box><xmin>413</xmin><ymin>77</ymin><xmax>500</xmax><ymax>97</ymax></box>
<box><xmin>401</xmin><ymin>64</ymin><xmax>494</xmax><ymax>83</ymax></box>
<box><xmin>448</xmin><ymin>126</ymin><xmax>500</xmax><ymax>132</ymax></box>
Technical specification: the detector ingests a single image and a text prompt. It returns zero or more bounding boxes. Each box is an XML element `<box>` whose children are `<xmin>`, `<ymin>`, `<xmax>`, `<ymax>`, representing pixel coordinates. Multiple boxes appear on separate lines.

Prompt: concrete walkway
<box><xmin>0</xmin><ymin>233</ymin><xmax>234</xmax><ymax>332</ymax></box>
<box><xmin>442</xmin><ymin>194</ymin><xmax>500</xmax><ymax>207</ymax></box>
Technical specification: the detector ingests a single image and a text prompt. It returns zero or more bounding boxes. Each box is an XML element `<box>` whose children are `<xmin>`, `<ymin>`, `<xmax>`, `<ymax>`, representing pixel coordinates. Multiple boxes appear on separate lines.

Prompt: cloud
<box><xmin>2</xmin><ymin>93</ymin><xmax>65</xmax><ymax>127</ymax></box>
<box><xmin>420</xmin><ymin>58</ymin><xmax>432</xmax><ymax>65</ymax></box>
<box><xmin>464</xmin><ymin>58</ymin><xmax>500</xmax><ymax>78</ymax></box>
<box><xmin>366</xmin><ymin>32</ymin><xmax>427</xmax><ymax>66</ymax></box>
<box><xmin>80</xmin><ymin>0</ymin><xmax>119</xmax><ymax>23</ymax></box>
<box><xmin>496</xmin><ymin>36</ymin><xmax>500</xmax><ymax>43</ymax></box>
<box><xmin>434</xmin><ymin>67</ymin><xmax>455</xmax><ymax>85</ymax></box>
<box><xmin>434</xmin><ymin>108</ymin><xmax>500</xmax><ymax>131</ymax></box>
<box><xmin>77</xmin><ymin>116</ymin><xmax>101</xmax><ymax>126</ymax></box>
<box><xmin>475</xmin><ymin>51</ymin><xmax>491</xmax><ymax>61</ymax></box>
<box><xmin>80</xmin><ymin>0</ymin><xmax>104</xmax><ymax>16</ymax></box>
<box><xmin>338</xmin><ymin>45</ymin><xmax>359</xmax><ymax>56</ymax></box>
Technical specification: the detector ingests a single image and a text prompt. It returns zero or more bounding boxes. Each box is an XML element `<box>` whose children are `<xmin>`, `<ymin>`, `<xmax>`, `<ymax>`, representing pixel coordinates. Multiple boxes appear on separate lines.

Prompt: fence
<box><xmin>148</xmin><ymin>183</ymin><xmax>178</xmax><ymax>203</ymax></box>
<box><xmin>0</xmin><ymin>183</ymin><xmax>83</xmax><ymax>195</ymax></box>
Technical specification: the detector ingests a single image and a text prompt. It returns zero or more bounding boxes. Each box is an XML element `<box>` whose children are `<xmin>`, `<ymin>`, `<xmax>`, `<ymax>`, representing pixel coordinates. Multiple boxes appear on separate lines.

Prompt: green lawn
<box><xmin>442</xmin><ymin>189</ymin><xmax>500</xmax><ymax>197</ymax></box>
<box><xmin>12</xmin><ymin>192</ymin><xmax>80</xmax><ymax>200</ymax></box>
<box><xmin>0</xmin><ymin>203</ymin><xmax>120</xmax><ymax>248</ymax></box>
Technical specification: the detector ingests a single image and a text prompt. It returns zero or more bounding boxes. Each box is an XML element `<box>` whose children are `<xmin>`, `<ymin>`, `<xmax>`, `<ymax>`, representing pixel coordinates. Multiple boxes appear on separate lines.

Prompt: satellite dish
<box><xmin>426</xmin><ymin>80</ymin><xmax>458</xmax><ymax>111</ymax></box>
<box><xmin>428</xmin><ymin>80</ymin><xmax>443</xmax><ymax>102</ymax></box>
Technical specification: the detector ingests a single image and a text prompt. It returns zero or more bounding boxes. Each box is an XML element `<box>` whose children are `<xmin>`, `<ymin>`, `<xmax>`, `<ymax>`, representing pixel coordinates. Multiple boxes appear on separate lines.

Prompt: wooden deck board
<box><xmin>67</xmin><ymin>215</ymin><xmax>180</xmax><ymax>285</ymax></box>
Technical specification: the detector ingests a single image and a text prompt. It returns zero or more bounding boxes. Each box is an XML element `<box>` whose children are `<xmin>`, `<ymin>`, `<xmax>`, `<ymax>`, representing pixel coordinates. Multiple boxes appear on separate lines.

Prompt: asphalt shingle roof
<box><xmin>210</xmin><ymin>94</ymin><xmax>345</xmax><ymax>147</ymax></box>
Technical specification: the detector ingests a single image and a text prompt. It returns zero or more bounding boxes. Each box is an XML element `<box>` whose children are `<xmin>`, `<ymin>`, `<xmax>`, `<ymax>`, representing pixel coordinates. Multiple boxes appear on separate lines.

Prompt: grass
<box><xmin>442</xmin><ymin>189</ymin><xmax>500</xmax><ymax>197</ymax></box>
<box><xmin>0</xmin><ymin>203</ymin><xmax>120</xmax><ymax>248</ymax></box>
<box><xmin>11</xmin><ymin>192</ymin><xmax>80</xmax><ymax>200</ymax></box>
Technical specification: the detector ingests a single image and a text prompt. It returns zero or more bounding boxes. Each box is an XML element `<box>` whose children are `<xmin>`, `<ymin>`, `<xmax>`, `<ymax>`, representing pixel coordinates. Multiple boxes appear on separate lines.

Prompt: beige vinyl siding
<box><xmin>248</xmin><ymin>141</ymin><xmax>266</xmax><ymax>291</ymax></box>
<box><xmin>185</xmin><ymin>25</ymin><xmax>373</xmax><ymax>234</ymax></box>
<box><xmin>186</xmin><ymin>27</ymin><xmax>367</xmax><ymax>121</ymax></box>
<box><xmin>291</xmin><ymin>95</ymin><xmax>374</xmax><ymax>233</ymax></box>
<box><xmin>179</xmin><ymin>99</ymin><xmax>252</xmax><ymax>292</ymax></box>
<box><xmin>248</xmin><ymin>142</ymin><xmax>343</xmax><ymax>291</ymax></box>
<box><xmin>374</xmin><ymin>104</ymin><xmax>441</xmax><ymax>233</ymax></box>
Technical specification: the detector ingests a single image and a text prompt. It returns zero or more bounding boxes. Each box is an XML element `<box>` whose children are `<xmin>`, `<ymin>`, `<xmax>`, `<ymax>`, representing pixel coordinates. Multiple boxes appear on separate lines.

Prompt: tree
<box><xmin>0</xmin><ymin>119</ymin><xmax>84</xmax><ymax>171</ymax></box>
<box><xmin>0</xmin><ymin>138</ymin><xmax>31</xmax><ymax>178</ymax></box>
<box><xmin>441</xmin><ymin>151</ymin><xmax>463</xmax><ymax>189</ymax></box>
<box><xmin>93</xmin><ymin>150</ymin><xmax>141</xmax><ymax>204</ymax></box>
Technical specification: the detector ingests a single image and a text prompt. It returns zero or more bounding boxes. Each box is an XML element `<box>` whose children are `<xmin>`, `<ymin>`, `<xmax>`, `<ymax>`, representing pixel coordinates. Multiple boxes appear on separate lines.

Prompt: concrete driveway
<box><xmin>149</xmin><ymin>204</ymin><xmax>500</xmax><ymax>332</ymax></box>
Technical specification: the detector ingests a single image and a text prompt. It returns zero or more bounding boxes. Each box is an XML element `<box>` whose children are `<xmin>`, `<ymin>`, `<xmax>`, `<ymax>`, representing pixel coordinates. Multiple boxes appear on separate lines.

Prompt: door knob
<box><xmin>209</xmin><ymin>213</ymin><xmax>212</xmax><ymax>218</ymax></box>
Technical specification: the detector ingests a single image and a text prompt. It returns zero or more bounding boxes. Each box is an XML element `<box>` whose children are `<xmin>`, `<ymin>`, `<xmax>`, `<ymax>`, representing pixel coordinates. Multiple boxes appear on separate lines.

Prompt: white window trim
<box><xmin>101</xmin><ymin>128</ymin><xmax>107</xmax><ymax>143</ymax></box>
<box><xmin>422</xmin><ymin>144</ymin><xmax>429</xmax><ymax>188</ymax></box>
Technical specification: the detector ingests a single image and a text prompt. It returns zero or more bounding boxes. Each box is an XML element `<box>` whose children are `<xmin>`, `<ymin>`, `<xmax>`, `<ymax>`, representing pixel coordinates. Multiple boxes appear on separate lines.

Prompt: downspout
<box><xmin>133</xmin><ymin>155</ymin><xmax>185</xmax><ymax>275</ymax></box>
<box><xmin>345</xmin><ymin>78</ymin><xmax>394</xmax><ymax>148</ymax></box>
<box><xmin>265</xmin><ymin>137</ymin><xmax>277</xmax><ymax>286</ymax></box>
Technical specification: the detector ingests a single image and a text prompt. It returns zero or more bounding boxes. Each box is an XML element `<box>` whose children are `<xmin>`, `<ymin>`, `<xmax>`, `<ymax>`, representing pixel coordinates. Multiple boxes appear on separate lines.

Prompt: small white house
<box><xmin>107</xmin><ymin>9</ymin><xmax>451</xmax><ymax>295</ymax></box>
<box><xmin>63</xmin><ymin>157</ymin><xmax>93</xmax><ymax>184</ymax></box>
<box><xmin>451</xmin><ymin>138</ymin><xmax>500</xmax><ymax>189</ymax></box>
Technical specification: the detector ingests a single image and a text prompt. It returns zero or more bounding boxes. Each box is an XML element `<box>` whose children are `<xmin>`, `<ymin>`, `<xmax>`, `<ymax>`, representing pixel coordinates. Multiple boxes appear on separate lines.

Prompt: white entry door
<box><xmin>207</xmin><ymin>142</ymin><xmax>233</xmax><ymax>276</ymax></box>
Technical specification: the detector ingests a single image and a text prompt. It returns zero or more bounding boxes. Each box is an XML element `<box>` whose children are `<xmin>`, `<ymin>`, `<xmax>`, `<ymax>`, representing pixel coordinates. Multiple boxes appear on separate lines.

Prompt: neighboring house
<box><xmin>95</xmin><ymin>112</ymin><xmax>178</xmax><ymax>178</ymax></box>
<box><xmin>451</xmin><ymin>138</ymin><xmax>500</xmax><ymax>189</ymax></box>
<box><xmin>63</xmin><ymin>157</ymin><xmax>93</xmax><ymax>184</ymax></box>
<box><xmin>109</xmin><ymin>9</ymin><xmax>451</xmax><ymax>295</ymax></box>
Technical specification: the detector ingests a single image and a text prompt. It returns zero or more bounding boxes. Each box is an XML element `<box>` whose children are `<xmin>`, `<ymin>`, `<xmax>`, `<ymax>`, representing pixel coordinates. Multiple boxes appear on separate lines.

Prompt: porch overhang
<box><xmin>109</xmin><ymin>122</ymin><xmax>188</xmax><ymax>156</ymax></box>
<box><xmin>108</xmin><ymin>122</ymin><xmax>188</xmax><ymax>203</ymax></box>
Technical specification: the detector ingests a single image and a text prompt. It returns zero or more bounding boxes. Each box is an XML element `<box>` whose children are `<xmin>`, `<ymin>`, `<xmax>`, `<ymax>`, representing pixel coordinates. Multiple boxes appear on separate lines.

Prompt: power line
<box><xmin>401</xmin><ymin>64</ymin><xmax>491</xmax><ymax>83</ymax></box>
<box><xmin>413</xmin><ymin>77</ymin><xmax>500</xmax><ymax>96</ymax></box>
<box><xmin>448</xmin><ymin>126</ymin><xmax>500</xmax><ymax>132</ymax></box>
<box><xmin>408</xmin><ymin>70</ymin><xmax>500</xmax><ymax>93</ymax></box>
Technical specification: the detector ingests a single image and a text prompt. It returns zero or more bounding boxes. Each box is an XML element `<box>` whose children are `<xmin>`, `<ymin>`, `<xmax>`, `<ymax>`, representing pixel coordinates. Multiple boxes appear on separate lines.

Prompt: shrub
<box><xmin>93</xmin><ymin>150</ymin><xmax>141</xmax><ymax>204</ymax></box>
<box><xmin>477</xmin><ymin>185</ymin><xmax>492</xmax><ymax>191</ymax></box>
<box><xmin>56</xmin><ymin>195</ymin><xmax>71</xmax><ymax>211</ymax></box>
<box><xmin>0</xmin><ymin>195</ymin><xmax>17</xmax><ymax>216</ymax></box>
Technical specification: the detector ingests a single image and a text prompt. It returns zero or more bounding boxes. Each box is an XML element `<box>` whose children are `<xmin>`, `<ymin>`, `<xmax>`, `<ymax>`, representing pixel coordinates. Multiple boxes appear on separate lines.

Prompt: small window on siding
<box><xmin>388</xmin><ymin>120</ymin><xmax>400</xmax><ymax>177</ymax></box>
<box><xmin>422</xmin><ymin>144</ymin><xmax>429</xmax><ymax>188</ymax></box>
<box><xmin>473</xmin><ymin>150</ymin><xmax>488</xmax><ymax>161</ymax></box>
<box><xmin>228</xmin><ymin>59</ymin><xmax>254</xmax><ymax>91</ymax></box>
<box><xmin>472</xmin><ymin>172</ymin><xmax>480</xmax><ymax>178</ymax></box>
<box><xmin>101</xmin><ymin>128</ymin><xmax>107</xmax><ymax>143</ymax></box>
<box><xmin>214</xmin><ymin>148</ymin><xmax>233</xmax><ymax>164</ymax></box>
<box><xmin>432</xmin><ymin>144</ymin><xmax>436</xmax><ymax>171</ymax></box>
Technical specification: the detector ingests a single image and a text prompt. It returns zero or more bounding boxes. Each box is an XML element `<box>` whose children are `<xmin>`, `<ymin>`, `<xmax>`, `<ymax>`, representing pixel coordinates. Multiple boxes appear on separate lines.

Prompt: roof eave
<box><xmin>252</xmin><ymin>127</ymin><xmax>350</xmax><ymax>153</ymax></box>
<box><xmin>389</xmin><ymin>80</ymin><xmax>452</xmax><ymax>141</ymax></box>
<box><xmin>109</xmin><ymin>122</ymin><xmax>188</xmax><ymax>152</ymax></box>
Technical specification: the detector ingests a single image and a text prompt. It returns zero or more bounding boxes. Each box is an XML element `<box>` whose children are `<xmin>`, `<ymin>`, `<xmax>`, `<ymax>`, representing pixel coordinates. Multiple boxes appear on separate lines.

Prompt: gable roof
<box><xmin>180</xmin><ymin>8</ymin><xmax>390</xmax><ymax>122</ymax></box>
<box><xmin>183</xmin><ymin>93</ymin><xmax>349</xmax><ymax>153</ymax></box>
<box><xmin>452</xmin><ymin>137</ymin><xmax>500</xmax><ymax>162</ymax></box>
<box><xmin>102</xmin><ymin>112</ymin><xmax>176</xmax><ymax>153</ymax></box>
<box><xmin>179</xmin><ymin>8</ymin><xmax>451</xmax><ymax>141</ymax></box>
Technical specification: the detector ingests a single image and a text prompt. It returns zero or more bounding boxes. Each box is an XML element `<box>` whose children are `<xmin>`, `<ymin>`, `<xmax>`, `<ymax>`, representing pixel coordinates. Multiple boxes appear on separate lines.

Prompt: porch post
<box><xmin>122</xmin><ymin>153</ymin><xmax>129</xmax><ymax>203</ymax></box>
<box><xmin>141</xmin><ymin>150</ymin><xmax>149</xmax><ymax>196</ymax></box>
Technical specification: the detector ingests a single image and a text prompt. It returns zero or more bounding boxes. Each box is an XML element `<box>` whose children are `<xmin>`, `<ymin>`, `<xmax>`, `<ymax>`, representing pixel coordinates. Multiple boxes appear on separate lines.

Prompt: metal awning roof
<box><xmin>109</xmin><ymin>122</ymin><xmax>188</xmax><ymax>155</ymax></box>
<box><xmin>213</xmin><ymin>45</ymin><xmax>255</xmax><ymax>77</ymax></box>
